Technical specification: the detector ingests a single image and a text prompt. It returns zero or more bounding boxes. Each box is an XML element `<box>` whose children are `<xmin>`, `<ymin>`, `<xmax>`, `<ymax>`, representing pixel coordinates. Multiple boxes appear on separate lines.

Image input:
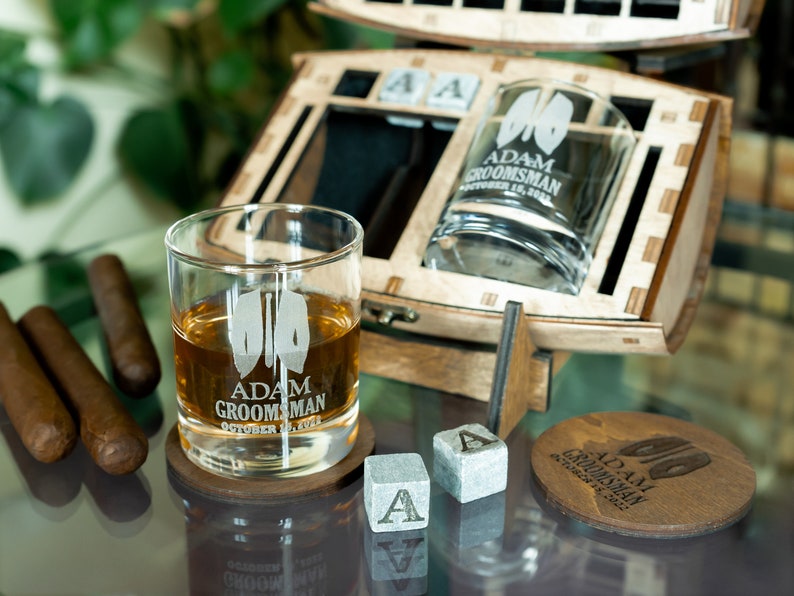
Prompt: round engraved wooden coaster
<box><xmin>166</xmin><ymin>414</ymin><xmax>375</xmax><ymax>504</ymax></box>
<box><xmin>530</xmin><ymin>411</ymin><xmax>755</xmax><ymax>539</ymax></box>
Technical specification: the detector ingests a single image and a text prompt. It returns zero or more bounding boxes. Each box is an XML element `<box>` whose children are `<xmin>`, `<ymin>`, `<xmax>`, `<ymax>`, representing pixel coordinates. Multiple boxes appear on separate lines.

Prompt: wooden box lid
<box><xmin>219</xmin><ymin>49</ymin><xmax>730</xmax><ymax>356</ymax></box>
<box><xmin>310</xmin><ymin>0</ymin><xmax>765</xmax><ymax>51</ymax></box>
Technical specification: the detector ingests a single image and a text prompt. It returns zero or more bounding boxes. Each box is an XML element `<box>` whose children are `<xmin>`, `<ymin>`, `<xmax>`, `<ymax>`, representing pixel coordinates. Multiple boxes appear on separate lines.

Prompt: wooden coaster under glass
<box><xmin>165</xmin><ymin>414</ymin><xmax>375</xmax><ymax>504</ymax></box>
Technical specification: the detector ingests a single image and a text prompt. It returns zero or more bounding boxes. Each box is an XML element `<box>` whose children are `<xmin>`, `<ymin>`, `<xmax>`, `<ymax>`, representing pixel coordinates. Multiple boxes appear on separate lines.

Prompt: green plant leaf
<box><xmin>0</xmin><ymin>96</ymin><xmax>94</xmax><ymax>203</ymax></box>
<box><xmin>0</xmin><ymin>31</ymin><xmax>27</xmax><ymax>65</ymax></box>
<box><xmin>117</xmin><ymin>98</ymin><xmax>204</xmax><ymax>210</ymax></box>
<box><xmin>208</xmin><ymin>50</ymin><xmax>255</xmax><ymax>95</ymax></box>
<box><xmin>0</xmin><ymin>64</ymin><xmax>39</xmax><ymax>100</ymax></box>
<box><xmin>0</xmin><ymin>247</ymin><xmax>22</xmax><ymax>274</ymax></box>
<box><xmin>49</xmin><ymin>0</ymin><xmax>144</xmax><ymax>67</ymax></box>
<box><xmin>218</xmin><ymin>0</ymin><xmax>289</xmax><ymax>32</ymax></box>
<box><xmin>0</xmin><ymin>32</ymin><xmax>40</xmax><ymax>127</ymax></box>
<box><xmin>0</xmin><ymin>65</ymin><xmax>39</xmax><ymax>129</ymax></box>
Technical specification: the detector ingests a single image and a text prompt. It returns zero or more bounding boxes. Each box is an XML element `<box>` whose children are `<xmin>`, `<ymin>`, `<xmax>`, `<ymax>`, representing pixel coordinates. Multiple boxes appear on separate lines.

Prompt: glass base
<box><xmin>177</xmin><ymin>402</ymin><xmax>359</xmax><ymax>479</ymax></box>
<box><xmin>424</xmin><ymin>205</ymin><xmax>589</xmax><ymax>295</ymax></box>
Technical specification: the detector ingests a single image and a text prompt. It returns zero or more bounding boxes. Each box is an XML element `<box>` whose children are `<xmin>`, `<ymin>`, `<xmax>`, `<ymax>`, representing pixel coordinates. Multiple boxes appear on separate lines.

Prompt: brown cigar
<box><xmin>87</xmin><ymin>254</ymin><xmax>161</xmax><ymax>398</ymax></box>
<box><xmin>0</xmin><ymin>302</ymin><xmax>77</xmax><ymax>463</ymax></box>
<box><xmin>18</xmin><ymin>305</ymin><xmax>148</xmax><ymax>475</ymax></box>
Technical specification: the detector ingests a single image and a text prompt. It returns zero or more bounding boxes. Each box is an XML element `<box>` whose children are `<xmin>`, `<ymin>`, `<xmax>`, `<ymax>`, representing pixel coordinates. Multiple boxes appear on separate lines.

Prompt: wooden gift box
<box><xmin>210</xmin><ymin>0</ymin><xmax>764</xmax><ymax>406</ymax></box>
<box><xmin>222</xmin><ymin>50</ymin><xmax>731</xmax><ymax>364</ymax></box>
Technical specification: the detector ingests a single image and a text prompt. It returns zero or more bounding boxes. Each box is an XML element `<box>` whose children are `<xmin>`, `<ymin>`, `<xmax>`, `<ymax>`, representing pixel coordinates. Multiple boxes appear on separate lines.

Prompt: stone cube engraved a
<box><xmin>364</xmin><ymin>453</ymin><xmax>430</xmax><ymax>532</ymax></box>
<box><xmin>378</xmin><ymin>68</ymin><xmax>431</xmax><ymax>106</ymax></box>
<box><xmin>426</xmin><ymin>72</ymin><xmax>480</xmax><ymax>112</ymax></box>
<box><xmin>433</xmin><ymin>423</ymin><xmax>508</xmax><ymax>503</ymax></box>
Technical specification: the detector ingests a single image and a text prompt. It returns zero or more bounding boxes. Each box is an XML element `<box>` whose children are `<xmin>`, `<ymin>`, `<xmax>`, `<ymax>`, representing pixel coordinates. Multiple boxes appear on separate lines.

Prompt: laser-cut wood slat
<box><xmin>310</xmin><ymin>0</ymin><xmax>765</xmax><ymax>52</ymax></box>
<box><xmin>218</xmin><ymin>50</ymin><xmax>729</xmax><ymax>363</ymax></box>
<box><xmin>487</xmin><ymin>301</ymin><xmax>552</xmax><ymax>439</ymax></box>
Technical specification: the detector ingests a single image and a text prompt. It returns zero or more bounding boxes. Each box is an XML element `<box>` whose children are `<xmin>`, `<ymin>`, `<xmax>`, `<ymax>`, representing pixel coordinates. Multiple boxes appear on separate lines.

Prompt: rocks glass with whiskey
<box><xmin>425</xmin><ymin>79</ymin><xmax>636</xmax><ymax>295</ymax></box>
<box><xmin>165</xmin><ymin>204</ymin><xmax>363</xmax><ymax>478</ymax></box>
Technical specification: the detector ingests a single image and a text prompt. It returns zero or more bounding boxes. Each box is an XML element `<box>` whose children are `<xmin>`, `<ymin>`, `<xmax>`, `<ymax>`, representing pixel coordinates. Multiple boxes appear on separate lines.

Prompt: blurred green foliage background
<box><xmin>0</xmin><ymin>0</ymin><xmax>391</xmax><ymax>272</ymax></box>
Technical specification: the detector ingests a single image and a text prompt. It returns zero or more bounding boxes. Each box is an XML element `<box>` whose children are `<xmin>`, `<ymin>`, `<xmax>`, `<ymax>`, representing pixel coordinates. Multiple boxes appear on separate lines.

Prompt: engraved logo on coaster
<box><xmin>530</xmin><ymin>412</ymin><xmax>756</xmax><ymax>538</ymax></box>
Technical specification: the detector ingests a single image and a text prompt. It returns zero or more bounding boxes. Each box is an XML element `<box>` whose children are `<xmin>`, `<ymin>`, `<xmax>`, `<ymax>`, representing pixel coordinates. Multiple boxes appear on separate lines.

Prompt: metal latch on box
<box><xmin>363</xmin><ymin>300</ymin><xmax>419</xmax><ymax>326</ymax></box>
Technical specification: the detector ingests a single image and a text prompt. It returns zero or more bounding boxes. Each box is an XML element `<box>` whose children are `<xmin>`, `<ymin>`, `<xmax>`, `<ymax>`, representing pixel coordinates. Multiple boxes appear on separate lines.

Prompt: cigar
<box><xmin>87</xmin><ymin>254</ymin><xmax>161</xmax><ymax>398</ymax></box>
<box><xmin>18</xmin><ymin>305</ymin><xmax>148</xmax><ymax>475</ymax></box>
<box><xmin>0</xmin><ymin>302</ymin><xmax>77</xmax><ymax>463</ymax></box>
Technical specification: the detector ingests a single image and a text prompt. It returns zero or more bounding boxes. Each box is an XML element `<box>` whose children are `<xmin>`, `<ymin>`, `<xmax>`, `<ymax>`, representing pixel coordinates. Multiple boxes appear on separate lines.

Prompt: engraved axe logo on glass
<box><xmin>496</xmin><ymin>88</ymin><xmax>573</xmax><ymax>154</ymax></box>
<box><xmin>230</xmin><ymin>288</ymin><xmax>309</xmax><ymax>378</ymax></box>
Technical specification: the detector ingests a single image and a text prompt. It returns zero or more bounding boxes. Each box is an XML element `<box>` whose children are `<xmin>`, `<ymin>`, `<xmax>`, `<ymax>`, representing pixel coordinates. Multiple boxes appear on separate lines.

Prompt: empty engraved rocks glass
<box><xmin>425</xmin><ymin>79</ymin><xmax>636</xmax><ymax>295</ymax></box>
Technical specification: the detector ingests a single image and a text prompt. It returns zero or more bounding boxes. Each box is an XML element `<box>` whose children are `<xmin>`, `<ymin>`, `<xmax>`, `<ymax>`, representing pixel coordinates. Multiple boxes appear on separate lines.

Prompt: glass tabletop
<box><xmin>0</xmin><ymin>217</ymin><xmax>792</xmax><ymax>595</ymax></box>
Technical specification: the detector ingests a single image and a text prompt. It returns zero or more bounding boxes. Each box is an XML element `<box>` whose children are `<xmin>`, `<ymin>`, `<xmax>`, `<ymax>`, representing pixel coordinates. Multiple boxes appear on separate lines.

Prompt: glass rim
<box><xmin>164</xmin><ymin>202</ymin><xmax>364</xmax><ymax>273</ymax></box>
<box><xmin>497</xmin><ymin>77</ymin><xmax>636</xmax><ymax>134</ymax></box>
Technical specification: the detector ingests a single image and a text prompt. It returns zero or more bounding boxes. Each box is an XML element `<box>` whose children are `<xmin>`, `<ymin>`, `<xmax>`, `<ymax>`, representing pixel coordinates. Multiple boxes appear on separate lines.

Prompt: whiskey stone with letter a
<box><xmin>434</xmin><ymin>423</ymin><xmax>508</xmax><ymax>503</ymax></box>
<box><xmin>531</xmin><ymin>412</ymin><xmax>756</xmax><ymax>538</ymax></box>
<box><xmin>364</xmin><ymin>453</ymin><xmax>430</xmax><ymax>532</ymax></box>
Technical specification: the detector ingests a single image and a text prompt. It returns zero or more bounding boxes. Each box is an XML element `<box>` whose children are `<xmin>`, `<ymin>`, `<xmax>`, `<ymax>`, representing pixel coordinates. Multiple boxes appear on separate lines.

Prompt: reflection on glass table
<box><xmin>0</xmin><ymin>206</ymin><xmax>792</xmax><ymax>594</ymax></box>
